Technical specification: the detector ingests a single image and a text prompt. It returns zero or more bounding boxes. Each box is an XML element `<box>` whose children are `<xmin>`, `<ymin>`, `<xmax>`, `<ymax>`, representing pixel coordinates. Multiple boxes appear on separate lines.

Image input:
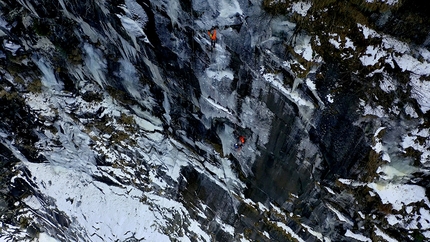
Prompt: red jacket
<box><xmin>208</xmin><ymin>30</ymin><xmax>217</xmax><ymax>40</ymax></box>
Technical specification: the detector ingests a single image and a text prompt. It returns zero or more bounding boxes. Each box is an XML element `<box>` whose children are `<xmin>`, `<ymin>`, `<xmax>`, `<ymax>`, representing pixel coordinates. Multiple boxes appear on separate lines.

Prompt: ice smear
<box><xmin>119</xmin><ymin>59</ymin><xmax>142</xmax><ymax>99</ymax></box>
<box><xmin>0</xmin><ymin>16</ymin><xmax>10</xmax><ymax>30</ymax></box>
<box><xmin>77</xmin><ymin>20</ymin><xmax>100</xmax><ymax>43</ymax></box>
<box><xmin>368</xmin><ymin>182</ymin><xmax>430</xmax><ymax>211</ymax></box>
<box><xmin>345</xmin><ymin>230</ymin><xmax>371</xmax><ymax>242</ymax></box>
<box><xmin>32</xmin><ymin>56</ymin><xmax>63</xmax><ymax>91</ymax></box>
<box><xmin>163</xmin><ymin>92</ymin><xmax>172</xmax><ymax>125</ymax></box>
<box><xmin>217</xmin><ymin>123</ymin><xmax>235</xmax><ymax>156</ymax></box>
<box><xmin>193</xmin><ymin>0</ymin><xmax>243</xmax><ymax>29</ymax></box>
<box><xmin>116</xmin><ymin>14</ymin><xmax>149</xmax><ymax>46</ymax></box>
<box><xmin>83</xmin><ymin>43</ymin><xmax>107</xmax><ymax>88</ymax></box>
<box><xmin>240</xmin><ymin>97</ymin><xmax>273</xmax><ymax>146</ymax></box>
<box><xmin>42</xmin><ymin>120</ymin><xmax>96</xmax><ymax>167</ymax></box>
<box><xmin>206</xmin><ymin>69</ymin><xmax>234</xmax><ymax>81</ymax></box>
<box><xmin>117</xmin><ymin>0</ymin><xmax>150</xmax><ymax>46</ymax></box>
<box><xmin>123</xmin><ymin>0</ymin><xmax>148</xmax><ymax>25</ymax></box>
<box><xmin>219</xmin><ymin>0</ymin><xmax>243</xmax><ymax>19</ymax></box>
<box><xmin>16</xmin><ymin>0</ymin><xmax>40</xmax><ymax>17</ymax></box>
<box><xmin>376</xmin><ymin>162</ymin><xmax>418</xmax><ymax>180</ymax></box>
<box><xmin>102</xmin><ymin>22</ymin><xmax>138</xmax><ymax>61</ymax></box>
<box><xmin>261</xmin><ymin>70</ymin><xmax>315</xmax><ymax>122</ymax></box>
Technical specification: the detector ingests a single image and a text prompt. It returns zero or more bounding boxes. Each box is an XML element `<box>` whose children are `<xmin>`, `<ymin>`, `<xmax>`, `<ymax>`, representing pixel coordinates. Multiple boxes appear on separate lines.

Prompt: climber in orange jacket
<box><xmin>234</xmin><ymin>135</ymin><xmax>246</xmax><ymax>150</ymax></box>
<box><xmin>207</xmin><ymin>28</ymin><xmax>217</xmax><ymax>49</ymax></box>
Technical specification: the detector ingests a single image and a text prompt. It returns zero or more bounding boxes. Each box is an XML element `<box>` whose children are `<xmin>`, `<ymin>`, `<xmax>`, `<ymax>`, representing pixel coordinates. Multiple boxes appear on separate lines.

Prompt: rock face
<box><xmin>0</xmin><ymin>0</ymin><xmax>430</xmax><ymax>241</ymax></box>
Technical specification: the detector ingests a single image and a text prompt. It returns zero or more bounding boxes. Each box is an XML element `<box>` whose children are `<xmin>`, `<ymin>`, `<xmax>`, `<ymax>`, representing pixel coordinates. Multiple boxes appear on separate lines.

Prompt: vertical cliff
<box><xmin>0</xmin><ymin>0</ymin><xmax>429</xmax><ymax>241</ymax></box>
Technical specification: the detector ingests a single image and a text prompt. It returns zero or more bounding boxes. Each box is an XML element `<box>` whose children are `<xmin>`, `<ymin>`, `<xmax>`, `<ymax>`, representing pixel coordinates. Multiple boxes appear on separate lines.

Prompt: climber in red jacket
<box><xmin>207</xmin><ymin>28</ymin><xmax>217</xmax><ymax>49</ymax></box>
<box><xmin>234</xmin><ymin>136</ymin><xmax>246</xmax><ymax>150</ymax></box>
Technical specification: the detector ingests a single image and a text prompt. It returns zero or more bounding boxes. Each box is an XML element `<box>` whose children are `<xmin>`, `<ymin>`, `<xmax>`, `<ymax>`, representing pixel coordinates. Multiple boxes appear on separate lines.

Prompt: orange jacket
<box><xmin>208</xmin><ymin>30</ymin><xmax>217</xmax><ymax>40</ymax></box>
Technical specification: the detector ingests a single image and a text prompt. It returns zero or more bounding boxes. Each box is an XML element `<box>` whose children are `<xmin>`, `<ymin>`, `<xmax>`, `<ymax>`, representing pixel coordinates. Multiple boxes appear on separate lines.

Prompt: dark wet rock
<box><xmin>0</xmin><ymin>0</ymin><xmax>429</xmax><ymax>240</ymax></box>
<box><xmin>179</xmin><ymin>166</ymin><xmax>237</xmax><ymax>223</ymax></box>
<box><xmin>376</xmin><ymin>0</ymin><xmax>430</xmax><ymax>45</ymax></box>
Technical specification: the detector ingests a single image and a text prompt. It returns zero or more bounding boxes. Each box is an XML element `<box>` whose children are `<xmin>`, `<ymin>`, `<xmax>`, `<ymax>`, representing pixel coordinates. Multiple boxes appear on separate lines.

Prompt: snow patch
<box><xmin>275</xmin><ymin>222</ymin><xmax>305</xmax><ymax>242</ymax></box>
<box><xmin>374</xmin><ymin>226</ymin><xmax>398</xmax><ymax>242</ymax></box>
<box><xmin>22</xmin><ymin>163</ymin><xmax>171</xmax><ymax>241</ymax></box>
<box><xmin>291</xmin><ymin>1</ymin><xmax>312</xmax><ymax>17</ymax></box>
<box><xmin>328</xmin><ymin>34</ymin><xmax>355</xmax><ymax>50</ymax></box>
<box><xmin>386</xmin><ymin>207</ymin><xmax>430</xmax><ymax>230</ymax></box>
<box><xmin>360</xmin><ymin>45</ymin><xmax>386</xmax><ymax>66</ymax></box>
<box><xmin>326</xmin><ymin>203</ymin><xmax>354</xmax><ymax>226</ymax></box>
<box><xmin>357</xmin><ymin>23</ymin><xmax>380</xmax><ymax>39</ymax></box>
<box><xmin>359</xmin><ymin>99</ymin><xmax>388</xmax><ymax>118</ymax></box>
<box><xmin>368</xmin><ymin>182</ymin><xmax>430</xmax><ymax>211</ymax></box>
<box><xmin>326</xmin><ymin>94</ymin><xmax>334</xmax><ymax>103</ymax></box>
<box><xmin>302</xmin><ymin>223</ymin><xmax>326</xmax><ymax>241</ymax></box>
<box><xmin>372</xmin><ymin>127</ymin><xmax>391</xmax><ymax>163</ymax></box>
<box><xmin>409</xmin><ymin>74</ymin><xmax>430</xmax><ymax>113</ymax></box>
<box><xmin>338</xmin><ymin>178</ymin><xmax>365</xmax><ymax>187</ymax></box>
<box><xmin>401</xmin><ymin>127</ymin><xmax>430</xmax><ymax>164</ymax></box>
<box><xmin>365</xmin><ymin>0</ymin><xmax>399</xmax><ymax>6</ymax></box>
<box><xmin>382</xmin><ymin>36</ymin><xmax>410</xmax><ymax>54</ymax></box>
<box><xmin>294</xmin><ymin>34</ymin><xmax>313</xmax><ymax>61</ymax></box>
<box><xmin>38</xmin><ymin>232</ymin><xmax>60</xmax><ymax>242</ymax></box>
<box><xmin>379</xmin><ymin>74</ymin><xmax>396</xmax><ymax>93</ymax></box>
<box><xmin>404</xmin><ymin>104</ymin><xmax>418</xmax><ymax>118</ymax></box>
<box><xmin>394</xmin><ymin>54</ymin><xmax>430</xmax><ymax>76</ymax></box>
<box><xmin>345</xmin><ymin>230</ymin><xmax>371</xmax><ymax>242</ymax></box>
